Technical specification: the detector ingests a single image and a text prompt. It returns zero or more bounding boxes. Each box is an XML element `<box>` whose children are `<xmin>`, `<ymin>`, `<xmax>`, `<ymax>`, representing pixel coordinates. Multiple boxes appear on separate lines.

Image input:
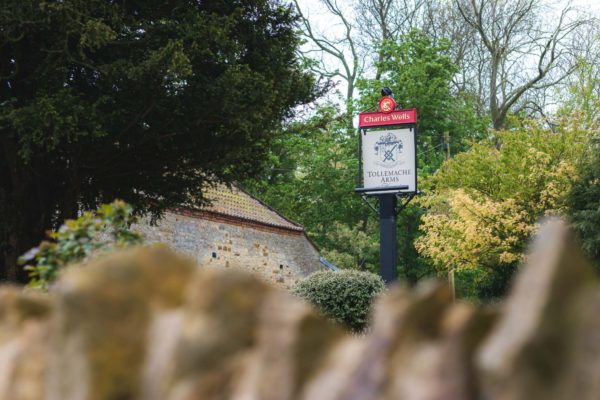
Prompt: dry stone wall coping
<box><xmin>0</xmin><ymin>219</ymin><xmax>598</xmax><ymax>400</ymax></box>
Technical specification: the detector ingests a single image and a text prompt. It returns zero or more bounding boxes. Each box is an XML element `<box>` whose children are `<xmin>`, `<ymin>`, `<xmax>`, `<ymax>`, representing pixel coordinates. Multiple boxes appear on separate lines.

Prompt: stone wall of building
<box><xmin>134</xmin><ymin>210</ymin><xmax>325</xmax><ymax>288</ymax></box>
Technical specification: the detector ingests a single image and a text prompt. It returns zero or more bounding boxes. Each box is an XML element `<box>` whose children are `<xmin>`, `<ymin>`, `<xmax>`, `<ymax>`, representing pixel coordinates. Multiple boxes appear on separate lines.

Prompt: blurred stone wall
<box><xmin>134</xmin><ymin>210</ymin><xmax>325</xmax><ymax>289</ymax></box>
<box><xmin>0</xmin><ymin>219</ymin><xmax>598</xmax><ymax>400</ymax></box>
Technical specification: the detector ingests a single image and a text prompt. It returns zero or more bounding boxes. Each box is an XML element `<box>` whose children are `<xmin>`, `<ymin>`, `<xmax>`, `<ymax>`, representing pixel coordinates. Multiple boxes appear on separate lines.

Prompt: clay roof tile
<box><xmin>196</xmin><ymin>184</ymin><xmax>304</xmax><ymax>232</ymax></box>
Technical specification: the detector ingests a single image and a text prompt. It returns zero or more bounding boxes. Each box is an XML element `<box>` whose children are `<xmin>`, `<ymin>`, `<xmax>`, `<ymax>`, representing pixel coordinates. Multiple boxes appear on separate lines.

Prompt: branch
<box><xmin>292</xmin><ymin>0</ymin><xmax>359</xmax><ymax>103</ymax></box>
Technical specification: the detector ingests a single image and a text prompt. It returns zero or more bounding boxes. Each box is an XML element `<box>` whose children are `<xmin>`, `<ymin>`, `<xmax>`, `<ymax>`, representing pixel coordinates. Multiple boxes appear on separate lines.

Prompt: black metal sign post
<box><xmin>354</xmin><ymin>90</ymin><xmax>417</xmax><ymax>285</ymax></box>
<box><xmin>379</xmin><ymin>194</ymin><xmax>397</xmax><ymax>283</ymax></box>
<box><xmin>355</xmin><ymin>186</ymin><xmax>415</xmax><ymax>284</ymax></box>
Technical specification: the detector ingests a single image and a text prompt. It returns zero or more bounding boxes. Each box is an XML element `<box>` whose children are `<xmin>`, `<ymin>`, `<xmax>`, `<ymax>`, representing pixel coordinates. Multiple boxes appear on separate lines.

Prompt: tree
<box><xmin>353</xmin><ymin>0</ymin><xmax>425</xmax><ymax>80</ymax></box>
<box><xmin>558</xmin><ymin>40</ymin><xmax>600</xmax><ymax>129</ymax></box>
<box><xmin>561</xmin><ymin>38</ymin><xmax>600</xmax><ymax>266</ymax></box>
<box><xmin>293</xmin><ymin>0</ymin><xmax>360</xmax><ymax>108</ymax></box>
<box><xmin>354</xmin><ymin>0</ymin><xmax>425</xmax><ymax>46</ymax></box>
<box><xmin>320</xmin><ymin>222</ymin><xmax>379</xmax><ymax>272</ymax></box>
<box><xmin>292</xmin><ymin>0</ymin><xmax>425</xmax><ymax>107</ymax></box>
<box><xmin>568</xmin><ymin>139</ymin><xmax>600</xmax><ymax>267</ymax></box>
<box><xmin>415</xmin><ymin>118</ymin><xmax>593</xmax><ymax>299</ymax></box>
<box><xmin>421</xmin><ymin>1</ymin><xmax>489</xmax><ymax>116</ymax></box>
<box><xmin>452</xmin><ymin>0</ymin><xmax>592</xmax><ymax>130</ymax></box>
<box><xmin>0</xmin><ymin>0</ymin><xmax>316</xmax><ymax>282</ymax></box>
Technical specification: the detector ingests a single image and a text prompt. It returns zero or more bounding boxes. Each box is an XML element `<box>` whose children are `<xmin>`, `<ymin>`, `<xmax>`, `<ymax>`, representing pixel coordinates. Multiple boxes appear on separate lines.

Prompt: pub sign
<box><xmin>358</xmin><ymin>108</ymin><xmax>417</xmax><ymax>195</ymax></box>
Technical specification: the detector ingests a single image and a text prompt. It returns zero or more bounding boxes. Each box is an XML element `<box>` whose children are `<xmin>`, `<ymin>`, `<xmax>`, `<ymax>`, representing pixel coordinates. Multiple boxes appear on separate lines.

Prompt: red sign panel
<box><xmin>358</xmin><ymin>108</ymin><xmax>416</xmax><ymax>128</ymax></box>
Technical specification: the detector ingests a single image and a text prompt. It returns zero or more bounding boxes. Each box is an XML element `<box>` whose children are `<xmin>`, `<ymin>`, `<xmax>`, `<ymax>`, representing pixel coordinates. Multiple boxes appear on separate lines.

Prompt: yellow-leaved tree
<box><xmin>415</xmin><ymin>117</ymin><xmax>593</xmax><ymax>299</ymax></box>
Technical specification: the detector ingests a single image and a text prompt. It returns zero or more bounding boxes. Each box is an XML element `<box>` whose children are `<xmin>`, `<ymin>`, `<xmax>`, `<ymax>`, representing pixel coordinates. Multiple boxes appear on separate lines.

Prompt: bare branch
<box><xmin>448</xmin><ymin>0</ymin><xmax>594</xmax><ymax>129</ymax></box>
<box><xmin>292</xmin><ymin>0</ymin><xmax>360</xmax><ymax>107</ymax></box>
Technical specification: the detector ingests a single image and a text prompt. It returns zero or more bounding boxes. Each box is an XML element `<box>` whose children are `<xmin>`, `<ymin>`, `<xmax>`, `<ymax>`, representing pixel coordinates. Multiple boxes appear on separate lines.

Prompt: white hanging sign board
<box><xmin>361</xmin><ymin>127</ymin><xmax>416</xmax><ymax>194</ymax></box>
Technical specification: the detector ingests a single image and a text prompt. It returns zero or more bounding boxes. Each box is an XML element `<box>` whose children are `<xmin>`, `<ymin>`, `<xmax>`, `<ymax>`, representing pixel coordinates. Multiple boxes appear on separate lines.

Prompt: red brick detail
<box><xmin>172</xmin><ymin>208</ymin><xmax>304</xmax><ymax>237</ymax></box>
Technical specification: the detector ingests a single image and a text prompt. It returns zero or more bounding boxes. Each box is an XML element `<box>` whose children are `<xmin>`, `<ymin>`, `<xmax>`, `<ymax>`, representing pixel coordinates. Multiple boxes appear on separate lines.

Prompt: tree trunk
<box><xmin>489</xmin><ymin>53</ymin><xmax>503</xmax><ymax>130</ymax></box>
<box><xmin>1</xmin><ymin>139</ymin><xmax>54</xmax><ymax>283</ymax></box>
<box><xmin>2</xmin><ymin>233</ymin><xmax>20</xmax><ymax>282</ymax></box>
<box><xmin>0</xmin><ymin>198</ymin><xmax>50</xmax><ymax>284</ymax></box>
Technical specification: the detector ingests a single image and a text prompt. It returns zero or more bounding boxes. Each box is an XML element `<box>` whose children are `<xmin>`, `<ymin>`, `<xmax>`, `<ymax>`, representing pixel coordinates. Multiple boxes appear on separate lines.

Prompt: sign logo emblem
<box><xmin>378</xmin><ymin>96</ymin><xmax>396</xmax><ymax>113</ymax></box>
<box><xmin>374</xmin><ymin>132</ymin><xmax>403</xmax><ymax>167</ymax></box>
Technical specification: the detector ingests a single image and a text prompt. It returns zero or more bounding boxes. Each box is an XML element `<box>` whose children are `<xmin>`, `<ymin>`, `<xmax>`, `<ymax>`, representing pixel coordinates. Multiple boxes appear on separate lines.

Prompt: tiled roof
<box><xmin>194</xmin><ymin>184</ymin><xmax>304</xmax><ymax>232</ymax></box>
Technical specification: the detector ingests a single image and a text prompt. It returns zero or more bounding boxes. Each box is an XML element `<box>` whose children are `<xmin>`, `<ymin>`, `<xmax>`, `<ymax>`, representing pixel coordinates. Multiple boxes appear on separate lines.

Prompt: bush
<box><xmin>20</xmin><ymin>200</ymin><xmax>143</xmax><ymax>289</ymax></box>
<box><xmin>292</xmin><ymin>270</ymin><xmax>385</xmax><ymax>332</ymax></box>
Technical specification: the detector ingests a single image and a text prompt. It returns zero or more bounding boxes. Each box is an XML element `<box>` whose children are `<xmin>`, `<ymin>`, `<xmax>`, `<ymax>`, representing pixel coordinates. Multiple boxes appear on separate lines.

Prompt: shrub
<box><xmin>20</xmin><ymin>200</ymin><xmax>143</xmax><ymax>289</ymax></box>
<box><xmin>292</xmin><ymin>270</ymin><xmax>385</xmax><ymax>332</ymax></box>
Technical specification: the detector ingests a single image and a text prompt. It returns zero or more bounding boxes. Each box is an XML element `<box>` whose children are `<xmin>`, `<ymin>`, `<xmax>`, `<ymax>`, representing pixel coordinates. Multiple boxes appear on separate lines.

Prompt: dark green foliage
<box><xmin>396</xmin><ymin>204</ymin><xmax>437</xmax><ymax>285</ymax></box>
<box><xmin>454</xmin><ymin>268</ymin><xmax>486</xmax><ymax>303</ymax></box>
<box><xmin>20</xmin><ymin>200</ymin><xmax>143</xmax><ymax>289</ymax></box>
<box><xmin>475</xmin><ymin>264</ymin><xmax>518</xmax><ymax>301</ymax></box>
<box><xmin>292</xmin><ymin>270</ymin><xmax>386</xmax><ymax>332</ymax></box>
<box><xmin>0</xmin><ymin>0</ymin><xmax>316</xmax><ymax>281</ymax></box>
<box><xmin>568</xmin><ymin>143</ymin><xmax>600</xmax><ymax>267</ymax></box>
<box><xmin>455</xmin><ymin>266</ymin><xmax>517</xmax><ymax>303</ymax></box>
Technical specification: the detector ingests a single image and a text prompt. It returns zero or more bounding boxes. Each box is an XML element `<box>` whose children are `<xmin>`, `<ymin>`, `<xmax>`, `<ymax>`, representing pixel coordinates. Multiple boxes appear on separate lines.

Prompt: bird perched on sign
<box><xmin>381</xmin><ymin>87</ymin><xmax>394</xmax><ymax>98</ymax></box>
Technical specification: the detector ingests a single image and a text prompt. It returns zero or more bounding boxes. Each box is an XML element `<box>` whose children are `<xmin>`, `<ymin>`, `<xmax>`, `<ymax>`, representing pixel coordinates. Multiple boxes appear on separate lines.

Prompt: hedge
<box><xmin>292</xmin><ymin>270</ymin><xmax>385</xmax><ymax>332</ymax></box>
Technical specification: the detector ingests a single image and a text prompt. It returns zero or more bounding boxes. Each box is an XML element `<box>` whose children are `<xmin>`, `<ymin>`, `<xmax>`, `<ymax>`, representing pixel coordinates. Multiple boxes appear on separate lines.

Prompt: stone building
<box><xmin>135</xmin><ymin>184</ymin><xmax>326</xmax><ymax>288</ymax></box>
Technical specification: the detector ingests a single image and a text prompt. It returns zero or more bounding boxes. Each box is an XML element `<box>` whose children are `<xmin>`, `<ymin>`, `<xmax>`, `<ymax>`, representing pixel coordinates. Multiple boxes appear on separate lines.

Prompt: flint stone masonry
<box><xmin>134</xmin><ymin>210</ymin><xmax>324</xmax><ymax>288</ymax></box>
<box><xmin>133</xmin><ymin>184</ymin><xmax>326</xmax><ymax>288</ymax></box>
<box><xmin>1</xmin><ymin>220</ymin><xmax>600</xmax><ymax>399</ymax></box>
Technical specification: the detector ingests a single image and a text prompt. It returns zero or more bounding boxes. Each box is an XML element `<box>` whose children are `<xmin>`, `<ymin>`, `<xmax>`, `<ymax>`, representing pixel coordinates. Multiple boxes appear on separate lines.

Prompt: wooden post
<box><xmin>443</xmin><ymin>131</ymin><xmax>456</xmax><ymax>301</ymax></box>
